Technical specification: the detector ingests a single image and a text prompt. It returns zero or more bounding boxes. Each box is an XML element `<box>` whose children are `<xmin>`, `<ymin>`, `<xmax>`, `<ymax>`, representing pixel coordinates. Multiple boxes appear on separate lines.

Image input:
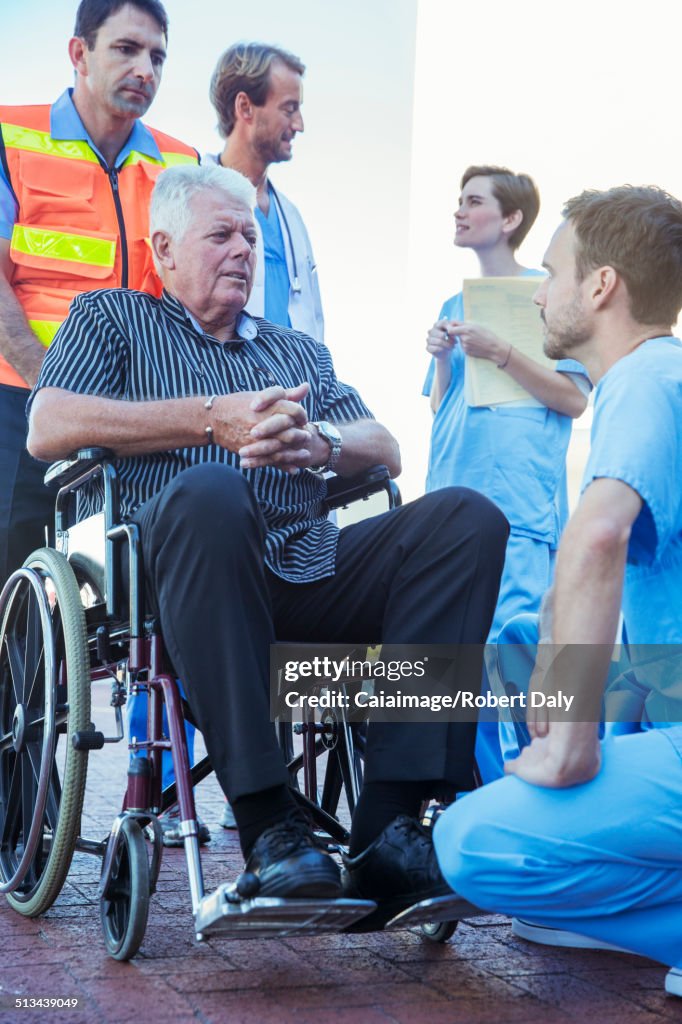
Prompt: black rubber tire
<box><xmin>100</xmin><ymin>818</ymin><xmax>150</xmax><ymax>960</ymax></box>
<box><xmin>1</xmin><ymin>549</ymin><xmax>90</xmax><ymax>917</ymax></box>
<box><xmin>421</xmin><ymin>919</ymin><xmax>459</xmax><ymax>943</ymax></box>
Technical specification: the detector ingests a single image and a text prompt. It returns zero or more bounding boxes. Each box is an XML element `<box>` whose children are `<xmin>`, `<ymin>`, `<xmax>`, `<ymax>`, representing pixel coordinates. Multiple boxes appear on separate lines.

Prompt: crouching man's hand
<box><xmin>504</xmin><ymin>721</ymin><xmax>601</xmax><ymax>789</ymax></box>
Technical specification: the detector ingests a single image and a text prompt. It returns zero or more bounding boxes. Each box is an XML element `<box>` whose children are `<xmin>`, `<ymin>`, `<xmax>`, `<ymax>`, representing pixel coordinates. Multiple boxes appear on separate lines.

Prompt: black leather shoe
<box><xmin>244</xmin><ymin>820</ymin><xmax>343</xmax><ymax>899</ymax></box>
<box><xmin>342</xmin><ymin>815</ymin><xmax>454</xmax><ymax>930</ymax></box>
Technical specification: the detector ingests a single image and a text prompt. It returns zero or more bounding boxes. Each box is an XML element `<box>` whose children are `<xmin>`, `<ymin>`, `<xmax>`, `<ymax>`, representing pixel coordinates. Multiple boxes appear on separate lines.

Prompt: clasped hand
<box><xmin>210</xmin><ymin>382</ymin><xmax>319</xmax><ymax>473</ymax></box>
<box><xmin>426</xmin><ymin>318</ymin><xmax>508</xmax><ymax>364</ymax></box>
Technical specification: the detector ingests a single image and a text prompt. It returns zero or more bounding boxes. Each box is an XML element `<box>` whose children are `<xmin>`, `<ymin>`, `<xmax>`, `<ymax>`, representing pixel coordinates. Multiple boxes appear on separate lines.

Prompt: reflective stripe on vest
<box><xmin>2</xmin><ymin>123</ymin><xmax>197</xmax><ymax>170</ymax></box>
<box><xmin>122</xmin><ymin>149</ymin><xmax>197</xmax><ymax>168</ymax></box>
<box><xmin>28</xmin><ymin>320</ymin><xmax>61</xmax><ymax>347</ymax></box>
<box><xmin>11</xmin><ymin>225</ymin><xmax>116</xmax><ymax>269</ymax></box>
<box><xmin>1</xmin><ymin>123</ymin><xmax>100</xmax><ymax>162</ymax></box>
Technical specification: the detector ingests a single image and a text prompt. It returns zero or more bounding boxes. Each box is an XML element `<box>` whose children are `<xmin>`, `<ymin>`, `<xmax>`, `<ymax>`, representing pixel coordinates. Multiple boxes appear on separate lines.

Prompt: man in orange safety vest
<box><xmin>0</xmin><ymin>0</ymin><xmax>197</xmax><ymax>585</ymax></box>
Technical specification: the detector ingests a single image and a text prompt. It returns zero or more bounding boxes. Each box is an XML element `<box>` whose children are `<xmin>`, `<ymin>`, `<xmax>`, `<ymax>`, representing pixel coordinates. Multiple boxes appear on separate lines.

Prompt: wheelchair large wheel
<box><xmin>100</xmin><ymin>818</ymin><xmax>150</xmax><ymax>961</ymax></box>
<box><xmin>0</xmin><ymin>548</ymin><xmax>90</xmax><ymax>916</ymax></box>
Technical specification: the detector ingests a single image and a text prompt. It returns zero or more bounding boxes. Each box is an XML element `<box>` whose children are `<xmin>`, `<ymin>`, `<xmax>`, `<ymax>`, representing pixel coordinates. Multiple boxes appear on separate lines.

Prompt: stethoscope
<box><xmin>268</xmin><ymin>182</ymin><xmax>302</xmax><ymax>294</ymax></box>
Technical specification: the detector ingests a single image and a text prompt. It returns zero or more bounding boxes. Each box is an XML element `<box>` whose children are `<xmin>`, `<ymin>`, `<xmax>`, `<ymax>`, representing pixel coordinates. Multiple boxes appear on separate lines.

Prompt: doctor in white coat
<box><xmin>206</xmin><ymin>41</ymin><xmax>324</xmax><ymax>341</ymax></box>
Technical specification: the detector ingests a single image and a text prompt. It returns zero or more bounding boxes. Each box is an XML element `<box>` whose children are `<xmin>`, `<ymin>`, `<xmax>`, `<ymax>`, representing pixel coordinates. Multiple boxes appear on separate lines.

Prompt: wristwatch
<box><xmin>309</xmin><ymin>420</ymin><xmax>342</xmax><ymax>473</ymax></box>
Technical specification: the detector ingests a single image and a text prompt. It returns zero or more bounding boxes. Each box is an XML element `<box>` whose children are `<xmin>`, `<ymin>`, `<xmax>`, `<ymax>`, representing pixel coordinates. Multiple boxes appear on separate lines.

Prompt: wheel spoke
<box><xmin>20</xmin><ymin>754</ymin><xmax>43</xmax><ymax>892</ymax></box>
<box><xmin>24</xmin><ymin>737</ymin><xmax>43</xmax><ymax>788</ymax></box>
<box><xmin>23</xmin><ymin>589</ymin><xmax>37</xmax><ymax>702</ymax></box>
<box><xmin>5</xmin><ymin>631</ymin><xmax>26</xmax><ymax>708</ymax></box>
<box><xmin>0</xmin><ymin>730</ymin><xmax>14</xmax><ymax>753</ymax></box>
<box><xmin>44</xmin><ymin>762</ymin><xmax>61</xmax><ymax>832</ymax></box>
<box><xmin>20</xmin><ymin>752</ymin><xmax>37</xmax><ymax>844</ymax></box>
<box><xmin>1</xmin><ymin>752</ymin><xmax>20</xmax><ymax>848</ymax></box>
<box><xmin>25</xmin><ymin>646</ymin><xmax>45</xmax><ymax>714</ymax></box>
<box><xmin>24</xmin><ymin>599</ymin><xmax>46</xmax><ymax>711</ymax></box>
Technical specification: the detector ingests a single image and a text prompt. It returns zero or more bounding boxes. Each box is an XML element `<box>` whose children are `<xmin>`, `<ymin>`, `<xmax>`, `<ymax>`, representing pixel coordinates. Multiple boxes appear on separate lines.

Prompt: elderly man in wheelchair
<box><xmin>1</xmin><ymin>164</ymin><xmax>508</xmax><ymax>958</ymax></box>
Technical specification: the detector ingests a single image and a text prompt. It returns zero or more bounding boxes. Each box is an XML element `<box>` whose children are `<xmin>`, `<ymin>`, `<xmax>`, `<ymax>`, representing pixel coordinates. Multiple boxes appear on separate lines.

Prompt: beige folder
<box><xmin>462</xmin><ymin>276</ymin><xmax>551</xmax><ymax>407</ymax></box>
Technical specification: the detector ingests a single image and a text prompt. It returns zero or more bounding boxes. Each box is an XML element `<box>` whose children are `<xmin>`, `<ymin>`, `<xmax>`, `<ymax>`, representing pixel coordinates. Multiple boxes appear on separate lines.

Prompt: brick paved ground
<box><xmin>2</xmin><ymin>682</ymin><xmax>679</xmax><ymax>1024</ymax></box>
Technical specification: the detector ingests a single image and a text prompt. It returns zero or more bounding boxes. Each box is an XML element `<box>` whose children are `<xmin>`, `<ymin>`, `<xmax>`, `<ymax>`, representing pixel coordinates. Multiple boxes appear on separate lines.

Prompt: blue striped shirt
<box><xmin>29</xmin><ymin>288</ymin><xmax>374</xmax><ymax>582</ymax></box>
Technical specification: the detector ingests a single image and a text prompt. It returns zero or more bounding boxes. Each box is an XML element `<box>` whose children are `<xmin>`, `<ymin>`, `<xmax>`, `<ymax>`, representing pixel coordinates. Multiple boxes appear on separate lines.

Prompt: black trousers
<box><xmin>0</xmin><ymin>385</ymin><xmax>54</xmax><ymax>587</ymax></box>
<box><xmin>131</xmin><ymin>464</ymin><xmax>508</xmax><ymax>802</ymax></box>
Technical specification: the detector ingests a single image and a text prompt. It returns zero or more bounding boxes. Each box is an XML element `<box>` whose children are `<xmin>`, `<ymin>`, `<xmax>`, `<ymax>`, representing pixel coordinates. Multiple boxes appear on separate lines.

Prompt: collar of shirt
<box><xmin>160</xmin><ymin>289</ymin><xmax>258</xmax><ymax>344</ymax></box>
<box><xmin>50</xmin><ymin>88</ymin><xmax>163</xmax><ymax>168</ymax></box>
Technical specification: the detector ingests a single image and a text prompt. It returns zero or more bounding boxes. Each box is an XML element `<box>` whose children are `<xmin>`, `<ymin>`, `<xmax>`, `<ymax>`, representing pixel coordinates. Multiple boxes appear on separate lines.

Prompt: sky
<box><xmin>3</xmin><ymin>0</ymin><xmax>682</xmax><ymax>500</ymax></box>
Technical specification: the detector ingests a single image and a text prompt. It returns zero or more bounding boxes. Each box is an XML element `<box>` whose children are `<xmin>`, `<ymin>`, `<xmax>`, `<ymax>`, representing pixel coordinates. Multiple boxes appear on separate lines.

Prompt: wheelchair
<box><xmin>0</xmin><ymin>449</ymin><xmax>479</xmax><ymax>959</ymax></box>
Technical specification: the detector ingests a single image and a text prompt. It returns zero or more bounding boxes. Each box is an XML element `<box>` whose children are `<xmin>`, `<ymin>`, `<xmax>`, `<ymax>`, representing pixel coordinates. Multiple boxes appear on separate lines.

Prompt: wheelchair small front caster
<box><xmin>421</xmin><ymin>919</ymin><xmax>458</xmax><ymax>943</ymax></box>
<box><xmin>100</xmin><ymin>817</ymin><xmax>150</xmax><ymax>960</ymax></box>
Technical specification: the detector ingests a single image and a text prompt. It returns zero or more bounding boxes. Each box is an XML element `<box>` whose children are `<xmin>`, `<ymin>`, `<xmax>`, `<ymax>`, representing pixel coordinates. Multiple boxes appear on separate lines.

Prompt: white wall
<box><xmin>4</xmin><ymin>0</ymin><xmax>682</xmax><ymax>503</ymax></box>
<box><xmin>406</xmin><ymin>0</ymin><xmax>682</xmax><ymax>502</ymax></box>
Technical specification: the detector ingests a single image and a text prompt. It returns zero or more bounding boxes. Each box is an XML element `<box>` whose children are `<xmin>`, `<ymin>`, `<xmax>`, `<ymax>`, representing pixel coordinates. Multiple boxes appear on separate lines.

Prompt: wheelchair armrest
<box><xmin>44</xmin><ymin>447</ymin><xmax>116</xmax><ymax>488</ymax></box>
<box><xmin>324</xmin><ymin>464</ymin><xmax>401</xmax><ymax>511</ymax></box>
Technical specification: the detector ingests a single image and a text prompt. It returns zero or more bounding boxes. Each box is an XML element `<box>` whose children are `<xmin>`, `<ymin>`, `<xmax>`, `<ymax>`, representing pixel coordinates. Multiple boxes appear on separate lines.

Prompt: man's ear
<box><xmin>590</xmin><ymin>266</ymin><xmax>619</xmax><ymax>310</ymax></box>
<box><xmin>151</xmin><ymin>230</ymin><xmax>175</xmax><ymax>271</ymax></box>
<box><xmin>235</xmin><ymin>91</ymin><xmax>254</xmax><ymax>124</ymax></box>
<box><xmin>68</xmin><ymin>36</ymin><xmax>89</xmax><ymax>75</ymax></box>
<box><xmin>502</xmin><ymin>208</ymin><xmax>523</xmax><ymax>238</ymax></box>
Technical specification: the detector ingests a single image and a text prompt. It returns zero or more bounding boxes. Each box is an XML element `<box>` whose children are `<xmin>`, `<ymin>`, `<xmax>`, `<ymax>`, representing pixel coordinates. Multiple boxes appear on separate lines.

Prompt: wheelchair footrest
<box><xmin>195</xmin><ymin>886</ymin><xmax>376</xmax><ymax>939</ymax></box>
<box><xmin>384</xmin><ymin>893</ymin><xmax>481</xmax><ymax>930</ymax></box>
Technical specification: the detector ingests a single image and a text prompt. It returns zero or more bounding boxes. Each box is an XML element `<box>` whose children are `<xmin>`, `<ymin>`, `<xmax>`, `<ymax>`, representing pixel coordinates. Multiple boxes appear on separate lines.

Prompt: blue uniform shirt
<box><xmin>254</xmin><ymin>187</ymin><xmax>291</xmax><ymax>328</ymax></box>
<box><xmin>423</xmin><ymin>286</ymin><xmax>590</xmax><ymax>545</ymax></box>
<box><xmin>0</xmin><ymin>88</ymin><xmax>164</xmax><ymax>239</ymax></box>
<box><xmin>583</xmin><ymin>335</ymin><xmax>682</xmax><ymax>645</ymax></box>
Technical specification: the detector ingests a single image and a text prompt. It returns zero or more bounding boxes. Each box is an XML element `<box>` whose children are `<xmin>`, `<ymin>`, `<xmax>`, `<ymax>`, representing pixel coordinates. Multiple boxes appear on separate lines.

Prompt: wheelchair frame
<box><xmin>0</xmin><ymin>449</ymin><xmax>477</xmax><ymax>959</ymax></box>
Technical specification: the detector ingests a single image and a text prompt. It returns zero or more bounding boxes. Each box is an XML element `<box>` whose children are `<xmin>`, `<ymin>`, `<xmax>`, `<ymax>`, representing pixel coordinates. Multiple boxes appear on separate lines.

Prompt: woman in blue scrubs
<box><xmin>423</xmin><ymin>165</ymin><xmax>590</xmax><ymax>779</ymax></box>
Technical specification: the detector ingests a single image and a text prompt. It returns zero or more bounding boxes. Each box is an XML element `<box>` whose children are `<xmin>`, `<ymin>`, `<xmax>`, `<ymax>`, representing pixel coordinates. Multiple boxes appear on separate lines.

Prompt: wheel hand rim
<box><xmin>0</xmin><ymin>569</ymin><xmax>57</xmax><ymax>894</ymax></box>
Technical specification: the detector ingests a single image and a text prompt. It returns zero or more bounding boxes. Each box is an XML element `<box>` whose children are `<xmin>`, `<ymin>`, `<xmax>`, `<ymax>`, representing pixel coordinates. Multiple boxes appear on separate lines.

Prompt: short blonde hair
<box><xmin>210</xmin><ymin>42</ymin><xmax>305</xmax><ymax>138</ymax></box>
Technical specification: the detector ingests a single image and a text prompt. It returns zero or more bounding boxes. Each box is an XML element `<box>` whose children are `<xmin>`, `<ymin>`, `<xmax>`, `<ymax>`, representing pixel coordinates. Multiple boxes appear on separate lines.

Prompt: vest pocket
<box><xmin>17</xmin><ymin>151</ymin><xmax>95</xmax><ymax>220</ymax></box>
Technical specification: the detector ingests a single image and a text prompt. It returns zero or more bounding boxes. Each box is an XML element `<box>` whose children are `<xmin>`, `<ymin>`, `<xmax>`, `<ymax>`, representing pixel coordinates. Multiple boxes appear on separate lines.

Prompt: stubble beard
<box><xmin>542</xmin><ymin>297</ymin><xmax>591</xmax><ymax>360</ymax></box>
<box><xmin>111</xmin><ymin>83</ymin><xmax>154</xmax><ymax>118</ymax></box>
<box><xmin>253</xmin><ymin>129</ymin><xmax>292</xmax><ymax>167</ymax></box>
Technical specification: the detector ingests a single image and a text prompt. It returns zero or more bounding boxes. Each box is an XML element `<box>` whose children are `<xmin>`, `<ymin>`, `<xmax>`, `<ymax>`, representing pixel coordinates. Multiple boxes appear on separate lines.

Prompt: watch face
<box><xmin>318</xmin><ymin>421</ymin><xmax>342</xmax><ymax>444</ymax></box>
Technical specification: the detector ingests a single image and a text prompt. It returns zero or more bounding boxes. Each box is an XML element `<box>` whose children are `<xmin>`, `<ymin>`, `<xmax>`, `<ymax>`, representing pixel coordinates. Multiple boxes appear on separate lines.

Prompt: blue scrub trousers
<box><xmin>434</xmin><ymin>727</ymin><xmax>682</xmax><ymax>968</ymax></box>
<box><xmin>128</xmin><ymin>683</ymin><xmax>196</xmax><ymax>791</ymax></box>
<box><xmin>474</xmin><ymin>533</ymin><xmax>552</xmax><ymax>782</ymax></box>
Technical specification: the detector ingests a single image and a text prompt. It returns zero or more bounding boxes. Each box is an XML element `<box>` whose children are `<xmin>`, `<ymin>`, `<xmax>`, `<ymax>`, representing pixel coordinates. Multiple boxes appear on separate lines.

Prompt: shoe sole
<box><xmin>512</xmin><ymin>918</ymin><xmax>628</xmax><ymax>953</ymax></box>
<box><xmin>343</xmin><ymin>886</ymin><xmax>455</xmax><ymax>933</ymax></box>
<box><xmin>665</xmin><ymin>969</ymin><xmax>682</xmax><ymax>997</ymax></box>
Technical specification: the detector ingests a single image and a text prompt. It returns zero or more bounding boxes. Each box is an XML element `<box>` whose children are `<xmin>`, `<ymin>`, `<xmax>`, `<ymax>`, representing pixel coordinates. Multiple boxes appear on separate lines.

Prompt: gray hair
<box><xmin>150</xmin><ymin>164</ymin><xmax>256</xmax><ymax>270</ymax></box>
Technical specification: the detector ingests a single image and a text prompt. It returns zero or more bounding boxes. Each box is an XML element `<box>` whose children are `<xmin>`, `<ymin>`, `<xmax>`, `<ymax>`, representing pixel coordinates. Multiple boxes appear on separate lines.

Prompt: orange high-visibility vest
<box><xmin>0</xmin><ymin>104</ymin><xmax>198</xmax><ymax>387</ymax></box>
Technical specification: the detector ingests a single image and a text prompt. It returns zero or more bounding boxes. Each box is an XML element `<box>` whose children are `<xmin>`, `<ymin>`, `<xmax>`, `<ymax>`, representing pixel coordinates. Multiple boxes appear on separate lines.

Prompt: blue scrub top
<box><xmin>583</xmin><ymin>335</ymin><xmax>682</xmax><ymax>645</ymax></box>
<box><xmin>0</xmin><ymin>88</ymin><xmax>164</xmax><ymax>239</ymax></box>
<box><xmin>423</xmin><ymin>284</ymin><xmax>589</xmax><ymax>545</ymax></box>
<box><xmin>254</xmin><ymin>188</ymin><xmax>291</xmax><ymax>328</ymax></box>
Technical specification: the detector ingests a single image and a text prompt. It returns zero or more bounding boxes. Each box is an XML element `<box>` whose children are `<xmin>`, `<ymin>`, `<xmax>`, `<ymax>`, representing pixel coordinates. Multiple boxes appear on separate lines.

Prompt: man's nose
<box><xmin>133</xmin><ymin>52</ymin><xmax>155</xmax><ymax>82</ymax></box>
<box><xmin>292</xmin><ymin>110</ymin><xmax>304</xmax><ymax>133</ymax></box>
<box><xmin>231</xmin><ymin>232</ymin><xmax>254</xmax><ymax>257</ymax></box>
<box><xmin>533</xmin><ymin>280</ymin><xmax>547</xmax><ymax>306</ymax></box>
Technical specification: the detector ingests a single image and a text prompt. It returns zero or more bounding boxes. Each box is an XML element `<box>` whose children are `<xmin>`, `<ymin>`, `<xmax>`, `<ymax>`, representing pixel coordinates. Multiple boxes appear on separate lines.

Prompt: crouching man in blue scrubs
<box><xmin>433</xmin><ymin>184</ymin><xmax>682</xmax><ymax>997</ymax></box>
